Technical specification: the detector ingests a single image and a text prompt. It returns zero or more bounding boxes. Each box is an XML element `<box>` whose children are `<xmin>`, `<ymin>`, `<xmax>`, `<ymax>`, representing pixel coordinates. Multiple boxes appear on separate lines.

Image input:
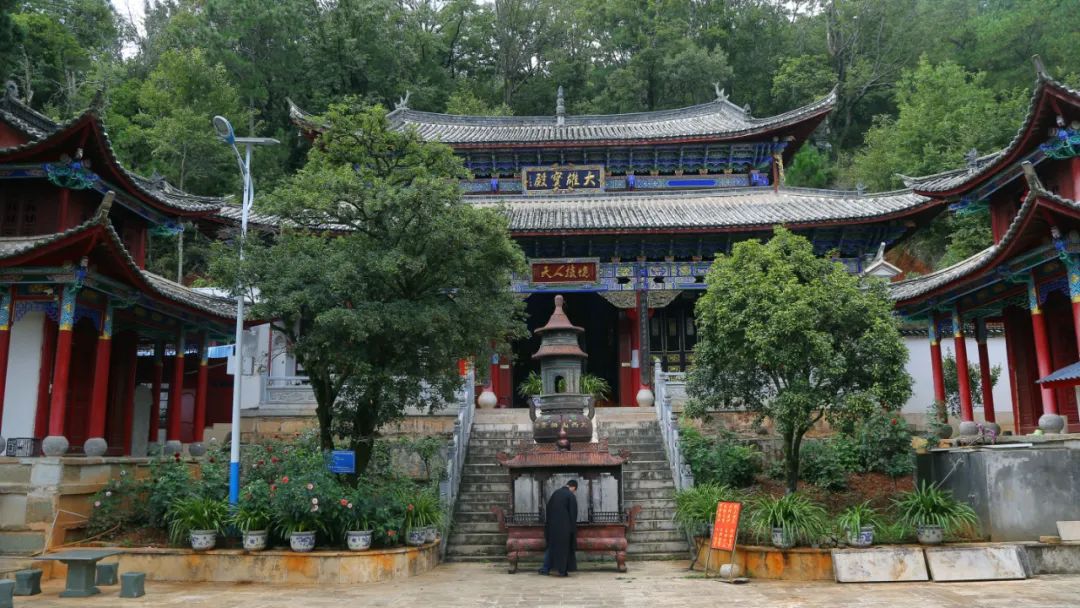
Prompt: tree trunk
<box><xmin>783</xmin><ymin>430</ymin><xmax>804</xmax><ymax>494</ymax></box>
<box><xmin>309</xmin><ymin>374</ymin><xmax>336</xmax><ymax>451</ymax></box>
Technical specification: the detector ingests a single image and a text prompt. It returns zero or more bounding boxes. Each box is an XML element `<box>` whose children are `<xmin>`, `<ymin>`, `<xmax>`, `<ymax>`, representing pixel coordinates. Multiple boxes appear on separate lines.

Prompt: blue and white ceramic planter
<box><xmin>423</xmin><ymin>526</ymin><xmax>438</xmax><ymax>543</ymax></box>
<box><xmin>916</xmin><ymin>525</ymin><xmax>944</xmax><ymax>545</ymax></box>
<box><xmin>243</xmin><ymin>530</ymin><xmax>268</xmax><ymax>551</ymax></box>
<box><xmin>190</xmin><ymin>530</ymin><xmax>217</xmax><ymax>551</ymax></box>
<box><xmin>290</xmin><ymin>531</ymin><xmax>317</xmax><ymax>552</ymax></box>
<box><xmin>847</xmin><ymin>526</ymin><xmax>874</xmax><ymax>547</ymax></box>
<box><xmin>347</xmin><ymin>530</ymin><xmax>373</xmax><ymax>551</ymax></box>
<box><xmin>771</xmin><ymin>527</ymin><xmax>794</xmax><ymax>549</ymax></box>
<box><xmin>406</xmin><ymin>529</ymin><xmax>427</xmax><ymax>546</ymax></box>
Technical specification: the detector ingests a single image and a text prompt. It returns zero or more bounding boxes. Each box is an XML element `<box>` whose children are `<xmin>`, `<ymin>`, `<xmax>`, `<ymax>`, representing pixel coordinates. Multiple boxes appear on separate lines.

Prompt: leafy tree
<box><xmin>445</xmin><ymin>85</ymin><xmax>512</xmax><ymax>116</ymax></box>
<box><xmin>214</xmin><ymin>101</ymin><xmax>527</xmax><ymax>473</ymax></box>
<box><xmin>785</xmin><ymin>145</ymin><xmax>835</xmax><ymax>189</ymax></box>
<box><xmin>687</xmin><ymin>228</ymin><xmax>911</xmax><ymax>493</ymax></box>
<box><xmin>942</xmin><ymin>350</ymin><xmax>1000</xmax><ymax>417</ymax></box>
<box><xmin>851</xmin><ymin>57</ymin><xmax>1026</xmax><ymax>191</ymax></box>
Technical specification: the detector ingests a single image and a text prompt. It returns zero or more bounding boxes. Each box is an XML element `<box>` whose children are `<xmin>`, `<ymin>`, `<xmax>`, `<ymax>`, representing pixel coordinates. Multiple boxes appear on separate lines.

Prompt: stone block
<box><xmin>925</xmin><ymin>545</ymin><xmax>1028</xmax><ymax>582</ymax></box>
<box><xmin>1056</xmin><ymin>521</ymin><xmax>1080</xmax><ymax>542</ymax></box>
<box><xmin>96</xmin><ymin>562</ymin><xmax>118</xmax><ymax>585</ymax></box>
<box><xmin>0</xmin><ymin>579</ymin><xmax>12</xmax><ymax>608</ymax></box>
<box><xmin>831</xmin><ymin>547</ymin><xmax>929</xmax><ymax>583</ymax></box>
<box><xmin>119</xmin><ymin>572</ymin><xmax>145</xmax><ymax>598</ymax></box>
<box><xmin>13</xmin><ymin>569</ymin><xmax>41</xmax><ymax>595</ymax></box>
<box><xmin>0</xmin><ymin>494</ymin><xmax>28</xmax><ymax>528</ymax></box>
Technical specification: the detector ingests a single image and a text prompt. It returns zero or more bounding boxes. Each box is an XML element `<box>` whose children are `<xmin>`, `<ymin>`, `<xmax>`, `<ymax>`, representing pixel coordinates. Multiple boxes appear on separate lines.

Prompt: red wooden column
<box><xmin>1065</xmin><ymin>253</ymin><xmax>1080</xmax><ymax>354</ymax></box>
<box><xmin>165</xmin><ymin>332</ymin><xmax>186</xmax><ymax>453</ymax></box>
<box><xmin>193</xmin><ymin>332</ymin><xmax>209</xmax><ymax>445</ymax></box>
<box><xmin>974</xmin><ymin>318</ymin><xmax>997</xmax><ymax>429</ymax></box>
<box><xmin>149</xmin><ymin>340</ymin><xmax>164</xmax><ymax>444</ymax></box>
<box><xmin>84</xmin><ymin>302</ymin><xmax>113</xmax><ymax>456</ymax></box>
<box><xmin>952</xmin><ymin>308</ymin><xmax>976</xmax><ymax>435</ymax></box>
<box><xmin>1028</xmin><ymin>277</ymin><xmax>1064</xmax><ymax>432</ymax></box>
<box><xmin>0</xmin><ymin>289</ymin><xmax>13</xmax><ymax>430</ymax></box>
<box><xmin>42</xmin><ymin>286</ymin><xmax>78</xmax><ymax>456</ymax></box>
<box><xmin>928</xmin><ymin>315</ymin><xmax>947</xmax><ymax>424</ymax></box>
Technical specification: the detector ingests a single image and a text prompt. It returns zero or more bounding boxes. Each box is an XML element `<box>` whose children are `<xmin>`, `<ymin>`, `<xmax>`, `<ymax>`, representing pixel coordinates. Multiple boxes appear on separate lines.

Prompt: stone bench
<box><xmin>14</xmin><ymin>569</ymin><xmax>42</xmax><ymax>596</ymax></box>
<box><xmin>0</xmin><ymin>579</ymin><xmax>13</xmax><ymax>608</ymax></box>
<box><xmin>120</xmin><ymin>572</ymin><xmax>145</xmax><ymax>598</ymax></box>
<box><xmin>96</xmin><ymin>562</ymin><xmax>119</xmax><ymax>586</ymax></box>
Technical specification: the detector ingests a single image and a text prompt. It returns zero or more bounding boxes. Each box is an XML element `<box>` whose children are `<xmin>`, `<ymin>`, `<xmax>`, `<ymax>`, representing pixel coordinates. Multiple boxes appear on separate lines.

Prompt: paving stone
<box><xmin>925</xmin><ymin>545</ymin><xmax>1029</xmax><ymax>582</ymax></box>
<box><xmin>831</xmin><ymin>547</ymin><xmax>929</xmax><ymax>583</ymax></box>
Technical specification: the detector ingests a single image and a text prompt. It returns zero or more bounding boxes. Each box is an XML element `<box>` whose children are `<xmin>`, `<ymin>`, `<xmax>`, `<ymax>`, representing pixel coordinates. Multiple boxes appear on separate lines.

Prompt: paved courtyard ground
<box><xmin>20</xmin><ymin>561</ymin><xmax>1080</xmax><ymax>607</ymax></box>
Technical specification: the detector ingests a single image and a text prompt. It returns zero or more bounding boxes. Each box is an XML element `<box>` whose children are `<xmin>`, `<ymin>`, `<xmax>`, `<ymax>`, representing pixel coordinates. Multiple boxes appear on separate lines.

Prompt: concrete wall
<box><xmin>1</xmin><ymin>311</ymin><xmax>44</xmax><ymax>443</ymax></box>
<box><xmin>925</xmin><ymin>444</ymin><xmax>1080</xmax><ymax>541</ymax></box>
<box><xmin>901</xmin><ymin>335</ymin><xmax>1015</xmax><ymax>432</ymax></box>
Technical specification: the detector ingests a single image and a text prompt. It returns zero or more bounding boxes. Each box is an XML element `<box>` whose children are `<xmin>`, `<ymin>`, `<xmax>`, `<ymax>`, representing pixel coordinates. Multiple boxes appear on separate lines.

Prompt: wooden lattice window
<box><xmin>0</xmin><ymin>198</ymin><xmax>38</xmax><ymax>236</ymax></box>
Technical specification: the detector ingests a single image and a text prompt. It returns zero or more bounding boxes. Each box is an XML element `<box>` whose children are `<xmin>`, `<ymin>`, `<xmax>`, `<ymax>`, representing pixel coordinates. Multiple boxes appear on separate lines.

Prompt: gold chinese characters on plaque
<box><xmin>522</xmin><ymin>165</ymin><xmax>604</xmax><ymax>195</ymax></box>
<box><xmin>530</xmin><ymin>259</ymin><xmax>599</xmax><ymax>284</ymax></box>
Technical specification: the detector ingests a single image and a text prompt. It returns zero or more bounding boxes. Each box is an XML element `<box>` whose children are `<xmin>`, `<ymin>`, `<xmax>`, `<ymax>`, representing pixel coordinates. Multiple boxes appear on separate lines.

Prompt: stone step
<box><xmin>622</xmin><ymin>479</ymin><xmax>676</xmax><ymax>491</ymax></box>
<box><xmin>445</xmin><ymin>543</ymin><xmax>507</xmax><ymax>557</ymax></box>
<box><xmin>448</xmin><ymin>532</ymin><xmax>507</xmax><ymax>546</ymax></box>
<box><xmin>449</xmin><ymin>521</ymin><xmax>504</xmax><ymax>533</ymax></box>
<box><xmin>620</xmin><ymin>488</ymin><xmax>676</xmax><ymax>500</ymax></box>
<box><xmin>621</xmin><ymin>470</ymin><xmax>674</xmax><ymax>481</ymax></box>
<box><xmin>625</xmin><ymin>529</ymin><xmax>687</xmax><ymax>543</ymax></box>
<box><xmin>460</xmin><ymin>482</ymin><xmax>515</xmax><ymax>493</ymax></box>
<box><xmin>628</xmin><ymin>519</ymin><xmax>680</xmax><ymax>532</ymax></box>
<box><xmin>0</xmin><ymin>530</ymin><xmax>45</xmax><ymax>556</ymax></box>
<box><xmin>453</xmin><ymin>511</ymin><xmax>502</xmax><ymax>523</ymax></box>
<box><xmin>626</xmin><ymin>540</ymin><xmax>690</xmax><ymax>554</ymax></box>
<box><xmin>0</xmin><ymin>557</ymin><xmax>35</xmax><ymax>580</ymax></box>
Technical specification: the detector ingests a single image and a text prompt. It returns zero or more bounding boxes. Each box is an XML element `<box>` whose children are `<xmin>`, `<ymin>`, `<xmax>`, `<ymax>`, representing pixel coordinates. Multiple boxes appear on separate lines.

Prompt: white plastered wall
<box><xmin>1</xmin><ymin>311</ymin><xmax>45</xmax><ymax>440</ymax></box>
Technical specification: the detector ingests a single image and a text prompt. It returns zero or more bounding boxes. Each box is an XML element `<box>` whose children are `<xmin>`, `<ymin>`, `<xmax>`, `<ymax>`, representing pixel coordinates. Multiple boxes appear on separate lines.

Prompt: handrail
<box><xmin>438</xmin><ymin>366</ymin><xmax>476</xmax><ymax>559</ymax></box>
<box><xmin>653</xmin><ymin>365</ymin><xmax>693</xmax><ymax>492</ymax></box>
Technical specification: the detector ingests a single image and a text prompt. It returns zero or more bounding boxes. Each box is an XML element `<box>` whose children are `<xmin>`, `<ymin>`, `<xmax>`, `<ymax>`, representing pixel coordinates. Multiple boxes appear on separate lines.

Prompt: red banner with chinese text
<box><xmin>530</xmin><ymin>261</ymin><xmax>598</xmax><ymax>284</ymax></box>
<box><xmin>710</xmin><ymin>501</ymin><xmax>742</xmax><ymax>552</ymax></box>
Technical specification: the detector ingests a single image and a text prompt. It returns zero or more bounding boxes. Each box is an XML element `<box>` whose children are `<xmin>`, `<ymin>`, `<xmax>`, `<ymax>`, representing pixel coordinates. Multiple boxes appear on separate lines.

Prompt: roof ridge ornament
<box><xmin>743</xmin><ymin>102</ymin><xmax>751</xmax><ymax>116</ymax></box>
<box><xmin>94</xmin><ymin>191</ymin><xmax>115</xmax><ymax>222</ymax></box>
<box><xmin>965</xmin><ymin>148</ymin><xmax>979</xmax><ymax>174</ymax></box>
<box><xmin>556</xmin><ymin>86</ymin><xmax>565</xmax><ymax>127</ymax></box>
<box><xmin>713</xmin><ymin>83</ymin><xmax>727</xmax><ymax>102</ymax></box>
<box><xmin>4</xmin><ymin>80</ymin><xmax>16</xmax><ymax>100</ymax></box>
<box><xmin>1021</xmin><ymin>160</ymin><xmax>1045</xmax><ymax>193</ymax></box>
<box><xmin>1032</xmin><ymin>54</ymin><xmax>1049</xmax><ymax>80</ymax></box>
<box><xmin>395</xmin><ymin>90</ymin><xmax>411</xmax><ymax>111</ymax></box>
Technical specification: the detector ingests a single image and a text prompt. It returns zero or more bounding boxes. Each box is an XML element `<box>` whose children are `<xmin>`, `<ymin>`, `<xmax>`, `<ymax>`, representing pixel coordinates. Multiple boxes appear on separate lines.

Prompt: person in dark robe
<box><xmin>540</xmin><ymin>480</ymin><xmax>578</xmax><ymax>576</ymax></box>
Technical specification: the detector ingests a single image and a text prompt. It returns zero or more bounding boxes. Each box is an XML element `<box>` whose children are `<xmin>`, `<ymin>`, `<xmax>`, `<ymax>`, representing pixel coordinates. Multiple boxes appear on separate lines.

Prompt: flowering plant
<box><xmin>335</xmin><ymin>487</ymin><xmax>374</xmax><ymax>533</ymax></box>
<box><xmin>269</xmin><ymin>475</ymin><xmax>328</xmax><ymax>537</ymax></box>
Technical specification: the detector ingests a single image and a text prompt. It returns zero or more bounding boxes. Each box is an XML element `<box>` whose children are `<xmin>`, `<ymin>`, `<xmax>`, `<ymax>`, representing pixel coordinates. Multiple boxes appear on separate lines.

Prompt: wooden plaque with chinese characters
<box><xmin>710</xmin><ymin>501</ymin><xmax>742</xmax><ymax>552</ymax></box>
<box><xmin>530</xmin><ymin>259</ymin><xmax>600</xmax><ymax>285</ymax></box>
<box><xmin>522</xmin><ymin>165</ymin><xmax>604</xmax><ymax>195</ymax></box>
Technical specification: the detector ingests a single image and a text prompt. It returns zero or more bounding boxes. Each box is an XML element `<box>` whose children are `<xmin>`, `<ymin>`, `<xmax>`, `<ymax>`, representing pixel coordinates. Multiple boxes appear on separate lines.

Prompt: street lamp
<box><xmin>213</xmin><ymin>115</ymin><xmax>279</xmax><ymax>505</ymax></box>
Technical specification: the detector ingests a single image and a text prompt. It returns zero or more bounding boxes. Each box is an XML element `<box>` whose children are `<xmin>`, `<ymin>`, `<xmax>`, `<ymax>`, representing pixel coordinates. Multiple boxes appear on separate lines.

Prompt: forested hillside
<box><xmin>3</xmin><ymin>0</ymin><xmax>1079</xmax><ymax>273</ymax></box>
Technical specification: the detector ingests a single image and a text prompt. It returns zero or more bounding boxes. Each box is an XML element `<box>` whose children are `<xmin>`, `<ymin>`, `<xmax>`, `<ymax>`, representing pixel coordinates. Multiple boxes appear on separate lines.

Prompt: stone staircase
<box><xmin>444</xmin><ymin>411</ymin><xmax>689</xmax><ymax>564</ymax></box>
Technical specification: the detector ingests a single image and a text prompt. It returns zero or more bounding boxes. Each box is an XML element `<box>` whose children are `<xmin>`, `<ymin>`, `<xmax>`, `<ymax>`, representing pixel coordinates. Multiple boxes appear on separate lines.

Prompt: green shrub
<box><xmin>852</xmin><ymin>410</ymin><xmax>915</xmax><ymax>478</ymax></box>
<box><xmin>673</xmin><ymin>483</ymin><xmax>744</xmax><ymax>537</ymax></box>
<box><xmin>836</xmin><ymin>501</ymin><xmax>882</xmax><ymax>538</ymax></box>
<box><xmin>680</xmin><ymin>425</ymin><xmax>761</xmax><ymax>488</ymax></box>
<box><xmin>798</xmin><ymin>440</ymin><xmax>854</xmax><ymax>490</ymax></box>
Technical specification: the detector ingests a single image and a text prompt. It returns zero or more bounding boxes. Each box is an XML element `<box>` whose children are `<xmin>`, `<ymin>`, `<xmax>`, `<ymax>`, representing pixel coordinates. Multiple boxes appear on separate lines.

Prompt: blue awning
<box><xmin>1038</xmin><ymin>360</ymin><xmax>1080</xmax><ymax>387</ymax></box>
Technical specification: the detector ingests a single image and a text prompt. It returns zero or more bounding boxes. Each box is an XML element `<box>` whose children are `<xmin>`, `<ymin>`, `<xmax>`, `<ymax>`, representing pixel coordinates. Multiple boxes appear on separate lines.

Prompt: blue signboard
<box><xmin>329</xmin><ymin>450</ymin><xmax>356</xmax><ymax>474</ymax></box>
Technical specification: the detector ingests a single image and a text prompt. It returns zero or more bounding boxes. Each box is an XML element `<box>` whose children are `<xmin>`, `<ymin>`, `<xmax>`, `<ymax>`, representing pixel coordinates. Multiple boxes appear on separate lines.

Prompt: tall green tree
<box><xmin>214</xmin><ymin>102</ymin><xmax>527</xmax><ymax>473</ymax></box>
<box><xmin>687</xmin><ymin>228</ymin><xmax>911</xmax><ymax>493</ymax></box>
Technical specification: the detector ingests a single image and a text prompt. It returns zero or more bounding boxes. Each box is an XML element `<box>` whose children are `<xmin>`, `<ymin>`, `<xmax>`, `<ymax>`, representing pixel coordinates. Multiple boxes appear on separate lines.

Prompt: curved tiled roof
<box><xmin>468</xmin><ymin>187</ymin><xmax>930</xmax><ymax>233</ymax></box>
<box><xmin>901</xmin><ymin>58</ymin><xmax>1080</xmax><ymax>196</ymax></box>
<box><xmin>290</xmin><ymin>89</ymin><xmax>836</xmax><ymax>145</ymax></box>
<box><xmin>889</xmin><ymin>164</ymin><xmax>1080</xmax><ymax>303</ymax></box>
<box><xmin>0</xmin><ymin>95</ymin><xmax>228</xmax><ymax>215</ymax></box>
<box><xmin>0</xmin><ymin>208</ymin><xmax>237</xmax><ymax>321</ymax></box>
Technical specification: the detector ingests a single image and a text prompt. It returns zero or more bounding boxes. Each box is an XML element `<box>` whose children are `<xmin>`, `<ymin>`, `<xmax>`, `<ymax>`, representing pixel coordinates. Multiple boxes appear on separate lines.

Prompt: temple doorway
<box><xmin>511</xmin><ymin>293</ymin><xmax>620</xmax><ymax>407</ymax></box>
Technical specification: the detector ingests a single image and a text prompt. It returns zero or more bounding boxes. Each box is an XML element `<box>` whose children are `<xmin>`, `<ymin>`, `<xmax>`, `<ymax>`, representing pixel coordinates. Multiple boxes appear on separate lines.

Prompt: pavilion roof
<box><xmin>889</xmin><ymin>163</ymin><xmax>1080</xmax><ymax>306</ymax></box>
<box><xmin>0</xmin><ymin>87</ymin><xmax>229</xmax><ymax>217</ymax></box>
<box><xmin>0</xmin><ymin>199</ymin><xmax>238</xmax><ymax>322</ymax></box>
<box><xmin>468</xmin><ymin>187</ymin><xmax>932</xmax><ymax>234</ymax></box>
<box><xmin>899</xmin><ymin>56</ymin><xmax>1080</xmax><ymax>197</ymax></box>
<box><xmin>288</xmin><ymin>88</ymin><xmax>836</xmax><ymax>147</ymax></box>
<box><xmin>1039</xmin><ymin>360</ymin><xmax>1080</xmax><ymax>388</ymax></box>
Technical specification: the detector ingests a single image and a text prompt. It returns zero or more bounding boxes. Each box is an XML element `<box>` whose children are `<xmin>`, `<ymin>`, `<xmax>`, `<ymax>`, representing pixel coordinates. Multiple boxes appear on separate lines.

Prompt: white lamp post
<box><xmin>213</xmin><ymin>115</ymin><xmax>279</xmax><ymax>505</ymax></box>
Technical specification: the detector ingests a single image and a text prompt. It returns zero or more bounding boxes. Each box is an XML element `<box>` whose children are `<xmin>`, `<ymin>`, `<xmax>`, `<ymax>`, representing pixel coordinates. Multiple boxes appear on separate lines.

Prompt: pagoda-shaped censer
<box><xmin>492</xmin><ymin>295</ymin><xmax>641</xmax><ymax>573</ymax></box>
<box><xmin>530</xmin><ymin>294</ymin><xmax>594</xmax><ymax>444</ymax></box>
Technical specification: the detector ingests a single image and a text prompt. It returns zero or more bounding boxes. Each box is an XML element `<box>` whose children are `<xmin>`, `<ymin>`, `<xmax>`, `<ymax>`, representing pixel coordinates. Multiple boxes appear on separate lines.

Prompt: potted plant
<box><xmin>893</xmin><ymin>481</ymin><xmax>978</xmax><ymax>545</ymax></box>
<box><xmin>338</xmin><ymin>490</ymin><xmax>374</xmax><ymax>551</ymax></box>
<box><xmin>271</xmin><ymin>476</ymin><xmax>326</xmax><ymax>552</ymax></box>
<box><xmin>674</xmin><ymin>483</ymin><xmax>742</xmax><ymax>539</ymax></box>
<box><xmin>167</xmin><ymin>496</ymin><xmax>228</xmax><ymax>550</ymax></box>
<box><xmin>748</xmin><ymin>493</ymin><xmax>827</xmax><ymax>549</ymax></box>
<box><xmin>409</xmin><ymin>490</ymin><xmax>445</xmax><ymax>543</ymax></box>
<box><xmin>233</xmin><ymin>480</ymin><xmax>272</xmax><ymax>551</ymax></box>
<box><xmin>836</xmin><ymin>501</ymin><xmax>881</xmax><ymax>547</ymax></box>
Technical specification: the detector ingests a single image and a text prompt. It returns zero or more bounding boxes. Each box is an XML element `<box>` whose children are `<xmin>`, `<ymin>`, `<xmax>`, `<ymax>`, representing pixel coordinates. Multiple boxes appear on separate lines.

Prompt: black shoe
<box><xmin>557</xmin><ymin>572</ymin><xmax>569</xmax><ymax>577</ymax></box>
<box><xmin>537</xmin><ymin>570</ymin><xmax>549</xmax><ymax>575</ymax></box>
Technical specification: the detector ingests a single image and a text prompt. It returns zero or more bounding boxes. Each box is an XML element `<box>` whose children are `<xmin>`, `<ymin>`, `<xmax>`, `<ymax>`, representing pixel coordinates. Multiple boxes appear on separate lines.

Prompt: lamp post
<box><xmin>213</xmin><ymin>115</ymin><xmax>279</xmax><ymax>505</ymax></box>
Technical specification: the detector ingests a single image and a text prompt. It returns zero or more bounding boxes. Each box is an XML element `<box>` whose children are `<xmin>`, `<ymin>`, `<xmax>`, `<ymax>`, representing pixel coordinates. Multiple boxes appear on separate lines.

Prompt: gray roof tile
<box><xmin>468</xmin><ymin>187</ymin><xmax>929</xmax><ymax>232</ymax></box>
